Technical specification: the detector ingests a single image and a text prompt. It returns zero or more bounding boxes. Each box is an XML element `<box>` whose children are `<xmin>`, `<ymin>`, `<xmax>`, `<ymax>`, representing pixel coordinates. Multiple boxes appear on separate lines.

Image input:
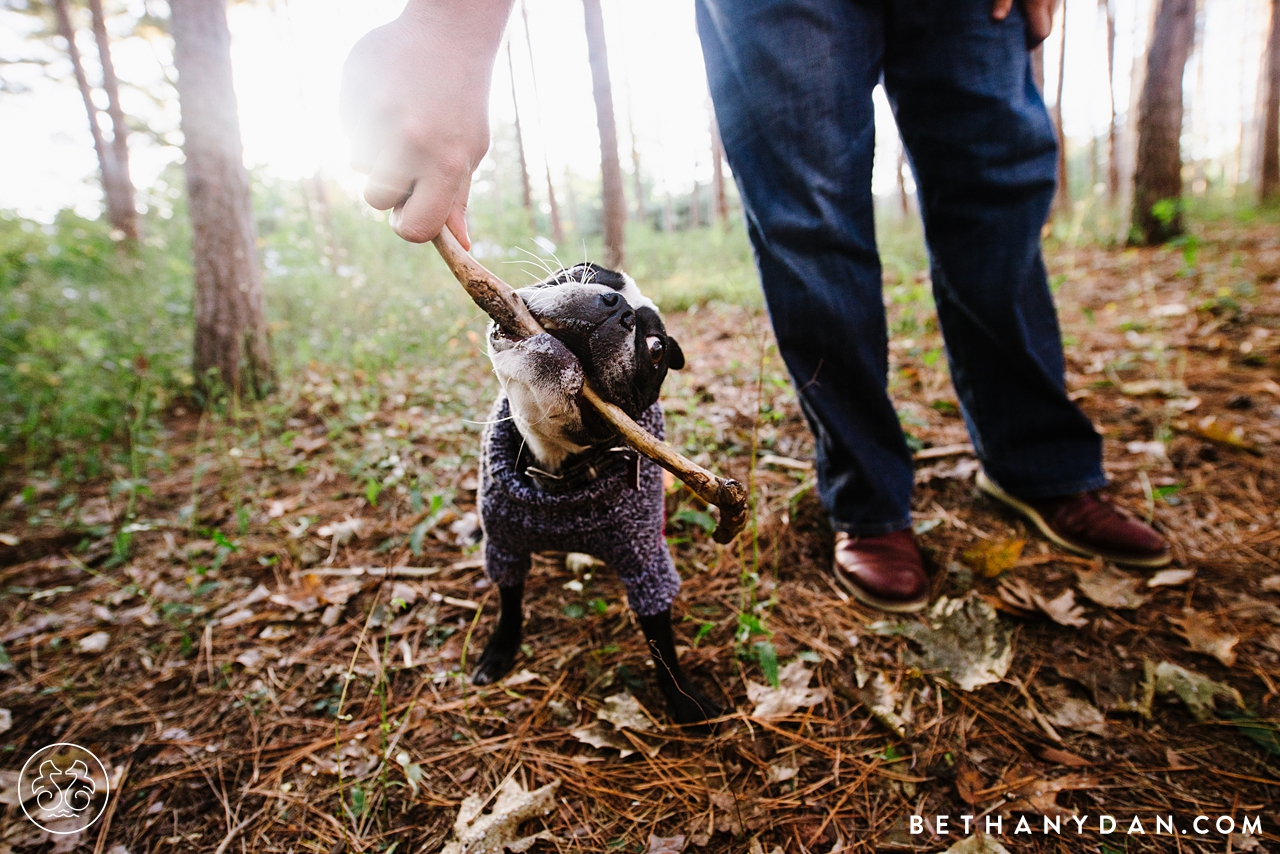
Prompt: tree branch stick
<box><xmin>431</xmin><ymin>226</ymin><xmax>747</xmax><ymax>543</ymax></box>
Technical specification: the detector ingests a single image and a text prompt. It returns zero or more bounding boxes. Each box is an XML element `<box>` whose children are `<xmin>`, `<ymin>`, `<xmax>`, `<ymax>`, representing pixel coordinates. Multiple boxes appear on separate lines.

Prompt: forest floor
<box><xmin>2</xmin><ymin>223</ymin><xmax>1279</xmax><ymax>854</ymax></box>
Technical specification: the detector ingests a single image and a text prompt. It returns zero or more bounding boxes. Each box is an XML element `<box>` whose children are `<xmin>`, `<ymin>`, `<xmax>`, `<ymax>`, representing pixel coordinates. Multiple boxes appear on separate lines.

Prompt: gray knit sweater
<box><xmin>478</xmin><ymin>397</ymin><xmax>680</xmax><ymax>616</ymax></box>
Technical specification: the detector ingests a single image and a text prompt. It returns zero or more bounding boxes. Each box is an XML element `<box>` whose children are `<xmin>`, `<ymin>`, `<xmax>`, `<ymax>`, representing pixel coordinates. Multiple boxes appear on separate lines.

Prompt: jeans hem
<box><xmin>830</xmin><ymin>516</ymin><xmax>913</xmax><ymax>537</ymax></box>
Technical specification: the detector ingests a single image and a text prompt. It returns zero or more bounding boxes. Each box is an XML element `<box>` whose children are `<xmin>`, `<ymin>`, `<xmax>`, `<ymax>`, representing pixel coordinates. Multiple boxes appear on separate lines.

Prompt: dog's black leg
<box><xmin>471</xmin><ymin>583</ymin><xmax>524</xmax><ymax>685</ymax></box>
<box><xmin>637</xmin><ymin>609</ymin><xmax>722</xmax><ymax>728</ymax></box>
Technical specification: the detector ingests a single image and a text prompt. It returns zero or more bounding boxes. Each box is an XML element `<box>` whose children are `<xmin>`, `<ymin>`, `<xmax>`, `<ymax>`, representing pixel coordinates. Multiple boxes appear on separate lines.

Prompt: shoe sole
<box><xmin>832</xmin><ymin>565</ymin><xmax>929</xmax><ymax>614</ymax></box>
<box><xmin>976</xmin><ymin>471</ymin><xmax>1172</xmax><ymax>569</ymax></box>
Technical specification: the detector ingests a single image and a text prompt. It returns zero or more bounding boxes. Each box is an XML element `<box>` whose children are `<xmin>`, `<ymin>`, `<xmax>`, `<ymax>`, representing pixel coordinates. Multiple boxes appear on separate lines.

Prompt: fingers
<box><xmin>991</xmin><ymin>0</ymin><xmax>1015</xmax><ymax>20</ymax></box>
<box><xmin>444</xmin><ymin>172</ymin><xmax>473</xmax><ymax>249</ymax></box>
<box><xmin>388</xmin><ymin>162</ymin><xmax>472</xmax><ymax>244</ymax></box>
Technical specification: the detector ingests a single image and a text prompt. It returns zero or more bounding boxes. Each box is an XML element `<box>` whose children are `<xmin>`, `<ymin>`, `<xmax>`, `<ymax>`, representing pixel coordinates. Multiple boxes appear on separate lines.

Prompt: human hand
<box><xmin>340</xmin><ymin>1</ymin><xmax>511</xmax><ymax>246</ymax></box>
<box><xmin>991</xmin><ymin>0</ymin><xmax>1060</xmax><ymax>47</ymax></box>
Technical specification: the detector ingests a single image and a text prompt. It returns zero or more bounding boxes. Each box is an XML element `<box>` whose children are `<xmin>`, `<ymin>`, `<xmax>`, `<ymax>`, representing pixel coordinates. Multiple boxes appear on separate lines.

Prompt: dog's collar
<box><xmin>520</xmin><ymin>440</ymin><xmax>640</xmax><ymax>494</ymax></box>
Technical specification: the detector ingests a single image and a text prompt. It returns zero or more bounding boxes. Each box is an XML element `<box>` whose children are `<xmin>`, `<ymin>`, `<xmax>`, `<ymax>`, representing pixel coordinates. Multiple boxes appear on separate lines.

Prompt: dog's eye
<box><xmin>646</xmin><ymin>336</ymin><xmax>665</xmax><ymax>364</ymax></box>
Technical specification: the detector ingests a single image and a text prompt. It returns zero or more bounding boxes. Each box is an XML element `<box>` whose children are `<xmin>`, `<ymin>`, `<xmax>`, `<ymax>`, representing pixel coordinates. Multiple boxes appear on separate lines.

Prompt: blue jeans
<box><xmin>696</xmin><ymin>0</ymin><xmax>1106</xmax><ymax>535</ymax></box>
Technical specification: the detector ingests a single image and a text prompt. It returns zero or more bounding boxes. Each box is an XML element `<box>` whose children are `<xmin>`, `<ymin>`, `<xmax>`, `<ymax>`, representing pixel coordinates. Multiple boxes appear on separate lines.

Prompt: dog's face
<box><xmin>488</xmin><ymin>263</ymin><xmax>684</xmax><ymax>470</ymax></box>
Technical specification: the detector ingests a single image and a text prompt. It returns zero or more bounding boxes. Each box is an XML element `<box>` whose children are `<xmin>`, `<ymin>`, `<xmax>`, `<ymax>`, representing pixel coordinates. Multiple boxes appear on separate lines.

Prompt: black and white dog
<box><xmin>471</xmin><ymin>263</ymin><xmax>720</xmax><ymax>726</ymax></box>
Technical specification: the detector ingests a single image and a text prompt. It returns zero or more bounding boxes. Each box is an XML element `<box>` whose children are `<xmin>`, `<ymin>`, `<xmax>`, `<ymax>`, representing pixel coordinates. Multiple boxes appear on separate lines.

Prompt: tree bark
<box><xmin>710</xmin><ymin>114</ymin><xmax>728</xmax><ymax>224</ymax></box>
<box><xmin>52</xmin><ymin>0</ymin><xmax>137</xmax><ymax>243</ymax></box>
<box><xmin>1261</xmin><ymin>0</ymin><xmax>1280</xmax><ymax>203</ymax></box>
<box><xmin>1102</xmin><ymin>0</ymin><xmax>1120</xmax><ymax>201</ymax></box>
<box><xmin>582</xmin><ymin>0</ymin><xmax>626</xmax><ymax>269</ymax></box>
<box><xmin>1130</xmin><ymin>0</ymin><xmax>1197</xmax><ymax>245</ymax></box>
<box><xmin>87</xmin><ymin>0</ymin><xmax>138</xmax><ymax>241</ymax></box>
<box><xmin>170</xmin><ymin>0</ymin><xmax>272</xmax><ymax>399</ymax></box>
<box><xmin>506</xmin><ymin>41</ymin><xmax>535</xmax><ymax>232</ymax></box>
<box><xmin>518</xmin><ymin>1</ymin><xmax>564</xmax><ymax>243</ymax></box>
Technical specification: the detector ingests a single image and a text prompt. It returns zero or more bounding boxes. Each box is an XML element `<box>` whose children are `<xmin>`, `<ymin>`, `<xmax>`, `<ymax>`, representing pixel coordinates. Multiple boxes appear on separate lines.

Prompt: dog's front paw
<box><xmin>470</xmin><ymin>635</ymin><xmax>520</xmax><ymax>686</ymax></box>
<box><xmin>662</xmin><ymin>680</ymin><xmax>724</xmax><ymax>730</ymax></box>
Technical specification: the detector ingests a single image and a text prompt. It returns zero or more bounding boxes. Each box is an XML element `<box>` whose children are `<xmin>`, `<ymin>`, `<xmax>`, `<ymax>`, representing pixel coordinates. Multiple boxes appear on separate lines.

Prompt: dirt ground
<box><xmin>2</xmin><ymin>225</ymin><xmax>1279</xmax><ymax>853</ymax></box>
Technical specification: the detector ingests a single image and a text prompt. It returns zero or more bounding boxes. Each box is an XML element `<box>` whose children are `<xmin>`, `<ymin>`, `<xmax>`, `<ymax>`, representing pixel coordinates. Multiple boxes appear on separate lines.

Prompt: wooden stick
<box><xmin>431</xmin><ymin>226</ymin><xmax>748</xmax><ymax>543</ymax></box>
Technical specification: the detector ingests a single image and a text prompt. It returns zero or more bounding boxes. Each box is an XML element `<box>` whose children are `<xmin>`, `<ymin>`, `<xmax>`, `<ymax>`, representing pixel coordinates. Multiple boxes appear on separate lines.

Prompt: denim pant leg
<box><xmin>696</xmin><ymin>0</ymin><xmax>914</xmax><ymax>534</ymax></box>
<box><xmin>883</xmin><ymin>0</ymin><xmax>1106</xmax><ymax>500</ymax></box>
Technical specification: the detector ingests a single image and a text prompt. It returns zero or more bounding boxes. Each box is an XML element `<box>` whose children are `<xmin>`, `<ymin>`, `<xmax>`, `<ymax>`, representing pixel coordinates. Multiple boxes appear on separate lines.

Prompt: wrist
<box><xmin>398</xmin><ymin>0</ymin><xmax>514</xmax><ymax>52</ymax></box>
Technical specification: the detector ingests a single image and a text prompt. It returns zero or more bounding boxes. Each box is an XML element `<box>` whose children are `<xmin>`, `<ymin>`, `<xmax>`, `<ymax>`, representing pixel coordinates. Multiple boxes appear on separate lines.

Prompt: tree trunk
<box><xmin>629</xmin><ymin>105</ymin><xmax>645</xmax><ymax>221</ymax></box>
<box><xmin>519</xmin><ymin>1</ymin><xmax>564</xmax><ymax>243</ymax></box>
<box><xmin>52</xmin><ymin>0</ymin><xmax>137</xmax><ymax>243</ymax></box>
<box><xmin>88</xmin><ymin>0</ymin><xmax>138</xmax><ymax>242</ymax></box>
<box><xmin>897</xmin><ymin>147</ymin><xmax>910</xmax><ymax>215</ymax></box>
<box><xmin>1102</xmin><ymin>0</ymin><xmax>1120</xmax><ymax>201</ymax></box>
<box><xmin>1130</xmin><ymin>0</ymin><xmax>1197</xmax><ymax>245</ymax></box>
<box><xmin>545</xmin><ymin>163</ymin><xmax>565</xmax><ymax>243</ymax></box>
<box><xmin>506</xmin><ymin>41</ymin><xmax>535</xmax><ymax>226</ymax></box>
<box><xmin>689</xmin><ymin>181</ymin><xmax>700</xmax><ymax>228</ymax></box>
<box><xmin>582</xmin><ymin>0</ymin><xmax>626</xmax><ymax>269</ymax></box>
<box><xmin>1261</xmin><ymin>0</ymin><xmax>1280</xmax><ymax>203</ymax></box>
<box><xmin>170</xmin><ymin>0</ymin><xmax>272</xmax><ymax>399</ymax></box>
<box><xmin>1053</xmin><ymin>0</ymin><xmax>1070</xmax><ymax>215</ymax></box>
<box><xmin>710</xmin><ymin>114</ymin><xmax>728</xmax><ymax>224</ymax></box>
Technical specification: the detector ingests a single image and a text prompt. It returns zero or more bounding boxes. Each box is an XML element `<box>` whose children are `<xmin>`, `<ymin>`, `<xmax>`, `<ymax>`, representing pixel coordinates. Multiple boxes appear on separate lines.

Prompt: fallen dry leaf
<box><xmin>1039</xmin><ymin>746</ymin><xmax>1091</xmax><ymax>767</ymax></box>
<box><xmin>871</xmin><ymin>594</ymin><xmax>1012</xmax><ymax>692</ymax></box>
<box><xmin>943</xmin><ymin>834</ymin><xmax>1013</xmax><ymax>854</ymax></box>
<box><xmin>77</xmin><ymin>630</ymin><xmax>110</xmax><ymax>653</ymax></box>
<box><xmin>961</xmin><ymin>537</ymin><xmax>1025</xmax><ymax>578</ymax></box>
<box><xmin>1261</xmin><ymin>574</ymin><xmax>1280</xmax><ymax>594</ymax></box>
<box><xmin>1120</xmin><ymin>379</ymin><xmax>1188</xmax><ymax>398</ymax></box>
<box><xmin>1005</xmin><ymin>774</ymin><xmax>1097</xmax><ymax>817</ymax></box>
<box><xmin>765</xmin><ymin>759</ymin><xmax>798</xmax><ymax>784</ymax></box>
<box><xmin>1055</xmin><ymin>661</ymin><xmax>1153</xmax><ymax>716</ymax></box>
<box><xmin>1152</xmin><ymin>661</ymin><xmax>1243</xmax><ymax>722</ymax></box>
<box><xmin>1169</xmin><ymin>610</ymin><xmax>1240</xmax><ymax>666</ymax></box>
<box><xmin>1075</xmin><ymin>564</ymin><xmax>1151</xmax><ymax>610</ymax></box>
<box><xmin>998</xmin><ymin>577</ymin><xmax>1088</xmax><ymax>627</ymax></box>
<box><xmin>1176</xmin><ymin>416</ymin><xmax>1261</xmax><ymax>455</ymax></box>
<box><xmin>570</xmin><ymin>722</ymin><xmax>646</xmax><ymax>759</ymax></box>
<box><xmin>597</xmin><ymin>693</ymin><xmax>658</xmax><ymax>732</ymax></box>
<box><xmin>1165</xmin><ymin>747</ymin><xmax>1193</xmax><ymax>769</ymax></box>
<box><xmin>646</xmin><ymin>835</ymin><xmax>686</xmax><ymax>854</ymax></box>
<box><xmin>853</xmin><ymin>668</ymin><xmax>909</xmax><ymax>737</ymax></box>
<box><xmin>746</xmin><ymin>659</ymin><xmax>828</xmax><ymax>719</ymax></box>
<box><xmin>1037</xmin><ymin>684</ymin><xmax>1109</xmax><ymax>735</ymax></box>
<box><xmin>440</xmin><ymin>776</ymin><xmax>559</xmax><ymax>854</ymax></box>
<box><xmin>1038</xmin><ymin>589</ymin><xmax>1089</xmax><ymax>628</ymax></box>
<box><xmin>1148</xmin><ymin>568</ymin><xmax>1196</xmax><ymax>588</ymax></box>
<box><xmin>955</xmin><ymin>762</ymin><xmax>982</xmax><ymax>806</ymax></box>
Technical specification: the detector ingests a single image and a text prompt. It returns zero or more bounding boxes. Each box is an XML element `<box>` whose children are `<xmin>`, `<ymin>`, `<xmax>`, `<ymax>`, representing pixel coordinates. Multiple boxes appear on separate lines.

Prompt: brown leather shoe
<box><xmin>977</xmin><ymin>471</ymin><xmax>1171</xmax><ymax>568</ymax></box>
<box><xmin>832</xmin><ymin>530</ymin><xmax>930</xmax><ymax>613</ymax></box>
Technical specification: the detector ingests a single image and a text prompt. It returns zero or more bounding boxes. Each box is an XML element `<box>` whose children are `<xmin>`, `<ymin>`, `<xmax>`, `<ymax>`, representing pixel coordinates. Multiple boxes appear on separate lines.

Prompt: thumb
<box><xmin>991</xmin><ymin>0</ymin><xmax>1015</xmax><ymax>20</ymax></box>
<box><xmin>445</xmin><ymin>171</ymin><xmax>474</xmax><ymax>251</ymax></box>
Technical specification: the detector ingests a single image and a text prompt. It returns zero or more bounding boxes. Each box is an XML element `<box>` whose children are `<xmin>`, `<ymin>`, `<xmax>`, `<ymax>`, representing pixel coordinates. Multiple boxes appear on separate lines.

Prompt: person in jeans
<box><xmin>342</xmin><ymin>0</ymin><xmax>1169</xmax><ymax>615</ymax></box>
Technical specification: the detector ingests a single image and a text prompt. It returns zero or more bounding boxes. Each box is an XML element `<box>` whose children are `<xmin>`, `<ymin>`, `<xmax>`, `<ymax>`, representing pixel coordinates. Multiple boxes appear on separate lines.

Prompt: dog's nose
<box><xmin>619</xmin><ymin>308</ymin><xmax>635</xmax><ymax>331</ymax></box>
<box><xmin>600</xmin><ymin>292</ymin><xmax>621</xmax><ymax>309</ymax></box>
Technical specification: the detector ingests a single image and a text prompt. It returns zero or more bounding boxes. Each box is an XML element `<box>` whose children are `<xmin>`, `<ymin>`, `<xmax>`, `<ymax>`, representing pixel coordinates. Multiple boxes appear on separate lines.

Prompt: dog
<box><xmin>470</xmin><ymin>262</ymin><xmax>721</xmax><ymax>726</ymax></box>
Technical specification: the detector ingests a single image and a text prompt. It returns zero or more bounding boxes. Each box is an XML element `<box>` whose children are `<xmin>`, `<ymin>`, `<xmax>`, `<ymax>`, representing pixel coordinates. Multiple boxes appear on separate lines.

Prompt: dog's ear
<box><xmin>666</xmin><ymin>336</ymin><xmax>685</xmax><ymax>370</ymax></box>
